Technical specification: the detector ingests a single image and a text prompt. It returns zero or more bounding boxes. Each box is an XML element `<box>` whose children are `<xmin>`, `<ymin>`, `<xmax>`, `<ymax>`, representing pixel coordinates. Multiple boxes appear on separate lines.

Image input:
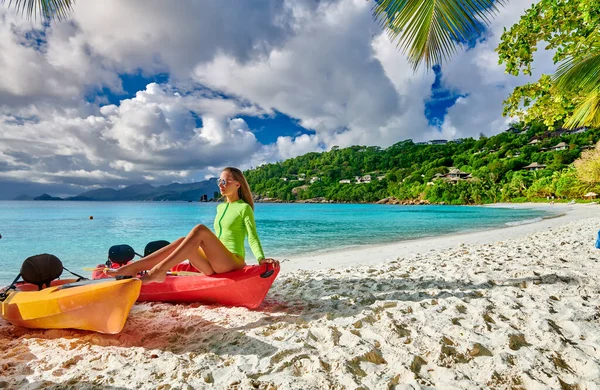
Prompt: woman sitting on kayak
<box><xmin>107</xmin><ymin>167</ymin><xmax>278</xmax><ymax>284</ymax></box>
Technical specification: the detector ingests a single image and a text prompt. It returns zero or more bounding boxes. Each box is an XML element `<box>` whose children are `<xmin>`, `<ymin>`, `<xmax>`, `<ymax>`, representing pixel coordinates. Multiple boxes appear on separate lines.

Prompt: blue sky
<box><xmin>425</xmin><ymin>65</ymin><xmax>467</xmax><ymax>127</ymax></box>
<box><xmin>0</xmin><ymin>0</ymin><xmax>548</xmax><ymax>199</ymax></box>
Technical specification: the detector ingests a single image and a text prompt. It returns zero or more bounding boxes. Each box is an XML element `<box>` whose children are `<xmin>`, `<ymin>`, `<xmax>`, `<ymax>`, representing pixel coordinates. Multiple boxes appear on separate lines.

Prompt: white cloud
<box><xmin>68</xmin><ymin>0</ymin><xmax>296</xmax><ymax>78</ymax></box>
<box><xmin>0</xmin><ymin>10</ymin><xmax>120</xmax><ymax>107</ymax></box>
<box><xmin>0</xmin><ymin>83</ymin><xmax>263</xmax><ymax>190</ymax></box>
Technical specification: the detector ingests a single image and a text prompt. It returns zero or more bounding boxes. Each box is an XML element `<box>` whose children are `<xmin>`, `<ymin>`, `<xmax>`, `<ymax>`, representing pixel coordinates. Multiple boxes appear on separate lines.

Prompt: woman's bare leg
<box><xmin>111</xmin><ymin>237</ymin><xmax>184</xmax><ymax>277</ymax></box>
<box><xmin>142</xmin><ymin>224</ymin><xmax>244</xmax><ymax>284</ymax></box>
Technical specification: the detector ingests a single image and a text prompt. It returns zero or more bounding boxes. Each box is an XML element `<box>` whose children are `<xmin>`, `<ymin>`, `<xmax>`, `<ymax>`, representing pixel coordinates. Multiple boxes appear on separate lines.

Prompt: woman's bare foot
<box><xmin>140</xmin><ymin>267</ymin><xmax>167</xmax><ymax>285</ymax></box>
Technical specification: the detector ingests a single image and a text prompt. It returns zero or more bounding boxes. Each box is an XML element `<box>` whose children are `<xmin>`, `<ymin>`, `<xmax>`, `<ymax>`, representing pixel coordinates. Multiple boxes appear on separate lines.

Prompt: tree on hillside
<box><xmin>574</xmin><ymin>141</ymin><xmax>600</xmax><ymax>184</ymax></box>
<box><xmin>554</xmin><ymin>169</ymin><xmax>586</xmax><ymax>199</ymax></box>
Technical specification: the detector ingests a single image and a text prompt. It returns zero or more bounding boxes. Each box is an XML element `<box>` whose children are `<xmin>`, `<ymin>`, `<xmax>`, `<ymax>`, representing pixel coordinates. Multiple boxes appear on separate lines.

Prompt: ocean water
<box><xmin>0</xmin><ymin>201</ymin><xmax>552</xmax><ymax>285</ymax></box>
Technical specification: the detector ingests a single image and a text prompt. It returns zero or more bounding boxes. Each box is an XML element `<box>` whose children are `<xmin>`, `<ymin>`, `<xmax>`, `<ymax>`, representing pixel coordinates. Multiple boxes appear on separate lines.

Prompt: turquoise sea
<box><xmin>0</xmin><ymin>201</ymin><xmax>553</xmax><ymax>285</ymax></box>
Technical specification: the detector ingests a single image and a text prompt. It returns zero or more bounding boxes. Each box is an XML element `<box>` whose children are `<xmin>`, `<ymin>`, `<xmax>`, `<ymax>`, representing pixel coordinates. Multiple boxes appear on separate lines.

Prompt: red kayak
<box><xmin>92</xmin><ymin>263</ymin><xmax>279</xmax><ymax>309</ymax></box>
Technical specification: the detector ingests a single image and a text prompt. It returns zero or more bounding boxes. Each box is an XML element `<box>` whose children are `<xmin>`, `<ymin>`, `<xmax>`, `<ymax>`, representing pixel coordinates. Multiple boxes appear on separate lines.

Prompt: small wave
<box><xmin>505</xmin><ymin>217</ymin><xmax>543</xmax><ymax>227</ymax></box>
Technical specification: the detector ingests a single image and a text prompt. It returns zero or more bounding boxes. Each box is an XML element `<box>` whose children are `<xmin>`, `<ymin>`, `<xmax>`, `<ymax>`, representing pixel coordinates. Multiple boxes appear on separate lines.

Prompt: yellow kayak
<box><xmin>1</xmin><ymin>278</ymin><xmax>141</xmax><ymax>334</ymax></box>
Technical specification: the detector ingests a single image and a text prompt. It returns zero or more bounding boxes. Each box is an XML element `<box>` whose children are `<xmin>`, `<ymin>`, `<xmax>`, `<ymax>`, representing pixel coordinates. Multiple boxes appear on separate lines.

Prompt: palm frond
<box><xmin>554</xmin><ymin>36</ymin><xmax>600</xmax><ymax>94</ymax></box>
<box><xmin>554</xmin><ymin>33</ymin><xmax>600</xmax><ymax>129</ymax></box>
<box><xmin>1</xmin><ymin>0</ymin><xmax>74</xmax><ymax>21</ymax></box>
<box><xmin>373</xmin><ymin>0</ymin><xmax>505</xmax><ymax>71</ymax></box>
<box><xmin>563</xmin><ymin>88</ymin><xmax>600</xmax><ymax>129</ymax></box>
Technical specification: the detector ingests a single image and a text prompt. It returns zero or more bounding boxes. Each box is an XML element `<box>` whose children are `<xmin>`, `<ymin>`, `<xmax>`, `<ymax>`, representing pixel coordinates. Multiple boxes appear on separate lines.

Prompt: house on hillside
<box><xmin>432</xmin><ymin>168</ymin><xmax>472</xmax><ymax>184</ymax></box>
<box><xmin>549</xmin><ymin>142</ymin><xmax>568</xmax><ymax>151</ymax></box>
<box><xmin>339</xmin><ymin>179</ymin><xmax>351</xmax><ymax>184</ymax></box>
<box><xmin>528</xmin><ymin>139</ymin><xmax>540</xmax><ymax>145</ymax></box>
<box><xmin>581</xmin><ymin>144</ymin><xmax>595</xmax><ymax>151</ymax></box>
<box><xmin>377</xmin><ymin>175</ymin><xmax>386</xmax><ymax>181</ymax></box>
<box><xmin>522</xmin><ymin>162</ymin><xmax>547</xmax><ymax>171</ymax></box>
<box><xmin>445</xmin><ymin>168</ymin><xmax>470</xmax><ymax>180</ymax></box>
<box><xmin>355</xmin><ymin>175</ymin><xmax>372</xmax><ymax>184</ymax></box>
<box><xmin>310</xmin><ymin>177</ymin><xmax>320</xmax><ymax>184</ymax></box>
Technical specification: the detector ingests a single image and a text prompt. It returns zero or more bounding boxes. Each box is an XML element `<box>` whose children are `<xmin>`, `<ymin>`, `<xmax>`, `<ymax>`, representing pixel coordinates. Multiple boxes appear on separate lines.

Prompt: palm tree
<box><xmin>1</xmin><ymin>0</ymin><xmax>73</xmax><ymax>20</ymax></box>
<box><xmin>3</xmin><ymin>0</ymin><xmax>597</xmax><ymax>129</ymax></box>
<box><xmin>373</xmin><ymin>0</ymin><xmax>505</xmax><ymax>71</ymax></box>
<box><xmin>553</xmin><ymin>32</ymin><xmax>600</xmax><ymax>129</ymax></box>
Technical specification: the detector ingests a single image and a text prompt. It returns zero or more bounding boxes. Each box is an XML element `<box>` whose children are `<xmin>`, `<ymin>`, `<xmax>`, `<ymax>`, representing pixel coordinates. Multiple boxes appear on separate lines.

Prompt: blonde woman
<box><xmin>108</xmin><ymin>167</ymin><xmax>278</xmax><ymax>284</ymax></box>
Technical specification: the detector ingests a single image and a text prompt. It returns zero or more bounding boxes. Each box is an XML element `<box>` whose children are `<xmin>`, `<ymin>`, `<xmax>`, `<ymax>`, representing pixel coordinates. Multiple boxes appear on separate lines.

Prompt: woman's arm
<box><xmin>242</xmin><ymin>206</ymin><xmax>266</xmax><ymax>263</ymax></box>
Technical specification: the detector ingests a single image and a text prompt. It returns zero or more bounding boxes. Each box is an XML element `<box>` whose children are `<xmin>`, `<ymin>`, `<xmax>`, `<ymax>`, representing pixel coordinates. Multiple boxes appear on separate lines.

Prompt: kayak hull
<box><xmin>93</xmin><ymin>264</ymin><xmax>279</xmax><ymax>309</ymax></box>
<box><xmin>1</xmin><ymin>279</ymin><xmax>141</xmax><ymax>334</ymax></box>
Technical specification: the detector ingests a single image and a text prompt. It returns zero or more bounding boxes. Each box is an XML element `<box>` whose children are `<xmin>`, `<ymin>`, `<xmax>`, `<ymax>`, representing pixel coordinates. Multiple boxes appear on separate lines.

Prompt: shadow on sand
<box><xmin>8</xmin><ymin>309</ymin><xmax>278</xmax><ymax>357</ymax></box>
<box><xmin>237</xmin><ymin>272</ymin><xmax>577</xmax><ymax>331</ymax></box>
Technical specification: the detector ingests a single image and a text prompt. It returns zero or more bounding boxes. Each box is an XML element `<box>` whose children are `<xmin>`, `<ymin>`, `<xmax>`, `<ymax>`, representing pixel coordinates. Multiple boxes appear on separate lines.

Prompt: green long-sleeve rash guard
<box><xmin>214</xmin><ymin>199</ymin><xmax>265</xmax><ymax>262</ymax></box>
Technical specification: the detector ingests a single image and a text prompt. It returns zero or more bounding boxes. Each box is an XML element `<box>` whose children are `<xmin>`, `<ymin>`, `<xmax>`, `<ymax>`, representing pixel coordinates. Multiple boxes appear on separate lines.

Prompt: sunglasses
<box><xmin>217</xmin><ymin>179</ymin><xmax>237</xmax><ymax>186</ymax></box>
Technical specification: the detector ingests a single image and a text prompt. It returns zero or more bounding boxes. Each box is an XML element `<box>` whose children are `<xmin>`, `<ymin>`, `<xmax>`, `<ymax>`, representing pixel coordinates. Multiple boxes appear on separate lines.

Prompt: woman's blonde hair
<box><xmin>223</xmin><ymin>167</ymin><xmax>254</xmax><ymax>210</ymax></box>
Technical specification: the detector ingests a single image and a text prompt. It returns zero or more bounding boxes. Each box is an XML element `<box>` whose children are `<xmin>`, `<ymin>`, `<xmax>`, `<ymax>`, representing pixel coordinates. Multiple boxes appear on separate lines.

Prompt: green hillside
<box><xmin>245</xmin><ymin>122</ymin><xmax>600</xmax><ymax>205</ymax></box>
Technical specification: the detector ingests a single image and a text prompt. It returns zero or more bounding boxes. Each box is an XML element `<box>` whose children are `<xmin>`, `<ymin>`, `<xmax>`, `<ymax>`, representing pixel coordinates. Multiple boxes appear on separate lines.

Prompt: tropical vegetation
<box><xmin>244</xmin><ymin>123</ymin><xmax>600</xmax><ymax>204</ymax></box>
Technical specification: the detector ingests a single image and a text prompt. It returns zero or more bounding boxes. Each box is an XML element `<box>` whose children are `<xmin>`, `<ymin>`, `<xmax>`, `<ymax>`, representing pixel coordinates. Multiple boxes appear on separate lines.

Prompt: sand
<box><xmin>1</xmin><ymin>203</ymin><xmax>599</xmax><ymax>389</ymax></box>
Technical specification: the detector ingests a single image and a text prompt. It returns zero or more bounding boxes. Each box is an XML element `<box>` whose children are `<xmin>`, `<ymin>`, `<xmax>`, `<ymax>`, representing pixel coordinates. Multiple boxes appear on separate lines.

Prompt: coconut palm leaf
<box><xmin>554</xmin><ymin>35</ymin><xmax>600</xmax><ymax>94</ymax></box>
<box><xmin>563</xmin><ymin>88</ymin><xmax>600</xmax><ymax>129</ymax></box>
<box><xmin>373</xmin><ymin>0</ymin><xmax>505</xmax><ymax>71</ymax></box>
<box><xmin>554</xmin><ymin>33</ymin><xmax>600</xmax><ymax>129</ymax></box>
<box><xmin>1</xmin><ymin>0</ymin><xmax>74</xmax><ymax>21</ymax></box>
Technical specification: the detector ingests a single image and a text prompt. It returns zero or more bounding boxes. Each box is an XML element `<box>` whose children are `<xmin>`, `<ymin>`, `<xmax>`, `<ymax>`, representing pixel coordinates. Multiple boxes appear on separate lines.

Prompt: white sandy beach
<box><xmin>1</xmin><ymin>203</ymin><xmax>600</xmax><ymax>389</ymax></box>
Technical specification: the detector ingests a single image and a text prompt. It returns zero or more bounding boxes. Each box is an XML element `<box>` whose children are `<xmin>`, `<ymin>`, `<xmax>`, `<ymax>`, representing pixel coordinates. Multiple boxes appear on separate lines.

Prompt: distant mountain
<box><xmin>17</xmin><ymin>178</ymin><xmax>221</xmax><ymax>202</ymax></box>
<box><xmin>34</xmin><ymin>193</ymin><xmax>63</xmax><ymax>201</ymax></box>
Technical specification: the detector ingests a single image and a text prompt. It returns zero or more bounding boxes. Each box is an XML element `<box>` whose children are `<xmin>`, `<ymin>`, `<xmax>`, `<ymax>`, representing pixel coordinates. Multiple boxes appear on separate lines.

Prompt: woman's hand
<box><xmin>259</xmin><ymin>258</ymin><xmax>280</xmax><ymax>267</ymax></box>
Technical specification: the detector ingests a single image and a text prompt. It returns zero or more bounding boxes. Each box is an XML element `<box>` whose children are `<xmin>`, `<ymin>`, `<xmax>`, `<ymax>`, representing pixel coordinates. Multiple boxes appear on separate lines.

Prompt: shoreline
<box><xmin>284</xmin><ymin>202</ymin><xmax>599</xmax><ymax>272</ymax></box>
